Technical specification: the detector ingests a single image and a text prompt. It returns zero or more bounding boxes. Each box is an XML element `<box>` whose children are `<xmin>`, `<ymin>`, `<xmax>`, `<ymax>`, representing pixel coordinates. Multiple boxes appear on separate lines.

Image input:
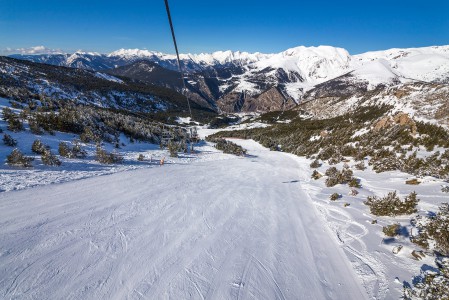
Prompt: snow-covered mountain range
<box><xmin>6</xmin><ymin>45</ymin><xmax>449</xmax><ymax>123</ymax></box>
<box><xmin>12</xmin><ymin>45</ymin><xmax>449</xmax><ymax>88</ymax></box>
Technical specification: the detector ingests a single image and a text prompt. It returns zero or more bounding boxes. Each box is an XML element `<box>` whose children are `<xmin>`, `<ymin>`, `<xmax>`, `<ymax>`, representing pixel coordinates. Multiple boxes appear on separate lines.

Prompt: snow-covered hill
<box><xmin>0</xmin><ymin>56</ymin><xmax>200</xmax><ymax>114</ymax></box>
<box><xmin>353</xmin><ymin>46</ymin><xmax>449</xmax><ymax>83</ymax></box>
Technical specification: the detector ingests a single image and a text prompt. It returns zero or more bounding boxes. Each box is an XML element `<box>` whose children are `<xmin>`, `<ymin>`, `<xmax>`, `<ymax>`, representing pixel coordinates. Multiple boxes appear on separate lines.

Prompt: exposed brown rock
<box><xmin>406</xmin><ymin>178</ymin><xmax>421</xmax><ymax>185</ymax></box>
<box><xmin>394</xmin><ymin>89</ymin><xmax>411</xmax><ymax>99</ymax></box>
<box><xmin>411</xmin><ymin>250</ymin><xmax>426</xmax><ymax>260</ymax></box>
<box><xmin>373</xmin><ymin>116</ymin><xmax>395</xmax><ymax>131</ymax></box>
<box><xmin>242</xmin><ymin>87</ymin><xmax>295</xmax><ymax>112</ymax></box>
<box><xmin>393</xmin><ymin>112</ymin><xmax>417</xmax><ymax>134</ymax></box>
<box><xmin>216</xmin><ymin>87</ymin><xmax>295</xmax><ymax>113</ymax></box>
<box><xmin>320</xmin><ymin>130</ymin><xmax>329</xmax><ymax>137</ymax></box>
<box><xmin>216</xmin><ymin>92</ymin><xmax>247</xmax><ymax>113</ymax></box>
<box><xmin>373</xmin><ymin>112</ymin><xmax>417</xmax><ymax>135</ymax></box>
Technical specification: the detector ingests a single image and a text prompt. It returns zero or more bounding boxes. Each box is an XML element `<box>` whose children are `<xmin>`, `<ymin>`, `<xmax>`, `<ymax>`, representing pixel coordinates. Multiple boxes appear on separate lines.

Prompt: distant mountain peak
<box><xmin>108</xmin><ymin>48</ymin><xmax>163</xmax><ymax>58</ymax></box>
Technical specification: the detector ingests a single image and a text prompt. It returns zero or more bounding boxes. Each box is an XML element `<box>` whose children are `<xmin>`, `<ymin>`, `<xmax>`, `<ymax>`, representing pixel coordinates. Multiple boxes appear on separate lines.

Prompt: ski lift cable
<box><xmin>163</xmin><ymin>0</ymin><xmax>193</xmax><ymax>119</ymax></box>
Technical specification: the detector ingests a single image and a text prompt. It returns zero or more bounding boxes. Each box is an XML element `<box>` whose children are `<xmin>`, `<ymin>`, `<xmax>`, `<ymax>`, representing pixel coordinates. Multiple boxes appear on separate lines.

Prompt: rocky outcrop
<box><xmin>242</xmin><ymin>87</ymin><xmax>295</xmax><ymax>112</ymax></box>
<box><xmin>373</xmin><ymin>112</ymin><xmax>417</xmax><ymax>134</ymax></box>
<box><xmin>216</xmin><ymin>87</ymin><xmax>295</xmax><ymax>113</ymax></box>
<box><xmin>216</xmin><ymin>92</ymin><xmax>248</xmax><ymax>113</ymax></box>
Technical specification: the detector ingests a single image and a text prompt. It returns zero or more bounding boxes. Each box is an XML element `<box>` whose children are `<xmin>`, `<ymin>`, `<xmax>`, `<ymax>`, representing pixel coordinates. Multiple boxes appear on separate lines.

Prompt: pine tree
<box><xmin>95</xmin><ymin>145</ymin><xmax>123</xmax><ymax>164</ymax></box>
<box><xmin>71</xmin><ymin>140</ymin><xmax>87</xmax><ymax>158</ymax></box>
<box><xmin>58</xmin><ymin>142</ymin><xmax>72</xmax><ymax>158</ymax></box>
<box><xmin>41</xmin><ymin>150</ymin><xmax>61</xmax><ymax>166</ymax></box>
<box><xmin>6</xmin><ymin>149</ymin><xmax>34</xmax><ymax>167</ymax></box>
<box><xmin>31</xmin><ymin>139</ymin><xmax>47</xmax><ymax>154</ymax></box>
<box><xmin>3</xmin><ymin>134</ymin><xmax>17</xmax><ymax>147</ymax></box>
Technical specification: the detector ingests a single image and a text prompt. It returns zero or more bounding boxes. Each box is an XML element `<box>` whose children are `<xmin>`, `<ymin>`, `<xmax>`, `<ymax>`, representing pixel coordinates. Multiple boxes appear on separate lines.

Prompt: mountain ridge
<box><xmin>5</xmin><ymin>45</ymin><xmax>449</xmax><ymax>120</ymax></box>
<box><xmin>10</xmin><ymin>45</ymin><xmax>449</xmax><ymax>92</ymax></box>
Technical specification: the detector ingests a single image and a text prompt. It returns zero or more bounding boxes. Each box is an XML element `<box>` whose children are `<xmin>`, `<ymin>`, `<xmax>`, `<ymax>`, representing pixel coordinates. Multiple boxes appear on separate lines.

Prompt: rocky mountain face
<box><xmin>216</xmin><ymin>87</ymin><xmax>295</xmax><ymax>113</ymax></box>
<box><xmin>6</xmin><ymin>45</ymin><xmax>449</xmax><ymax>123</ymax></box>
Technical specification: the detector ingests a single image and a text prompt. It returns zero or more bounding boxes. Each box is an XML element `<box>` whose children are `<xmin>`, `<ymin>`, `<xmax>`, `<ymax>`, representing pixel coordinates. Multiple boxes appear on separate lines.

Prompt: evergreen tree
<box><xmin>31</xmin><ymin>139</ymin><xmax>47</xmax><ymax>154</ymax></box>
<box><xmin>6</xmin><ymin>149</ymin><xmax>33</xmax><ymax>167</ymax></box>
<box><xmin>3</xmin><ymin>134</ymin><xmax>17</xmax><ymax>147</ymax></box>
<box><xmin>41</xmin><ymin>150</ymin><xmax>61</xmax><ymax>166</ymax></box>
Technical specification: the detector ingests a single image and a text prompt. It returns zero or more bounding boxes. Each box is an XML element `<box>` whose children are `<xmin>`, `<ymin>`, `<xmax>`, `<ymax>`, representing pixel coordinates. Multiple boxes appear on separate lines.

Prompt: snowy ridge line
<box><xmin>15</xmin><ymin>44</ymin><xmax>449</xmax><ymax>70</ymax></box>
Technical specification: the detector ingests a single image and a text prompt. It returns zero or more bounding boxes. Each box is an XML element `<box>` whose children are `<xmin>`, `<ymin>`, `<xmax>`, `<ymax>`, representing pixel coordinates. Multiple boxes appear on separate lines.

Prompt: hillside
<box><xmin>207</xmin><ymin>107</ymin><xmax>449</xmax><ymax>299</ymax></box>
<box><xmin>0</xmin><ymin>56</ymin><xmax>215</xmax><ymax>120</ymax></box>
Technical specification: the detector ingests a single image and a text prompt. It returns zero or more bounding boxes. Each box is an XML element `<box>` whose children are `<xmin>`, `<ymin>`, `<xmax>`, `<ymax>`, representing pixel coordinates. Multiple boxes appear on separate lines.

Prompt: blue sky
<box><xmin>1</xmin><ymin>0</ymin><xmax>448</xmax><ymax>55</ymax></box>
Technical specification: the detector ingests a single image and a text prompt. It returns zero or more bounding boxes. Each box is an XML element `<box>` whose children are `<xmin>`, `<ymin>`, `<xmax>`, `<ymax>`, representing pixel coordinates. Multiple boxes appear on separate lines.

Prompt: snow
<box><xmin>0</xmin><ymin>138</ymin><xmax>225</xmax><ymax>193</ymax></box>
<box><xmin>108</xmin><ymin>45</ymin><xmax>355</xmax><ymax>95</ymax></box>
<box><xmin>353</xmin><ymin>45</ymin><xmax>449</xmax><ymax>83</ymax></box>
<box><xmin>283</xmin><ymin>154</ymin><xmax>449</xmax><ymax>299</ymax></box>
<box><xmin>21</xmin><ymin>44</ymin><xmax>449</xmax><ymax>85</ymax></box>
<box><xmin>395</xmin><ymin>53</ymin><xmax>449</xmax><ymax>82</ymax></box>
<box><xmin>255</xmin><ymin>46</ymin><xmax>351</xmax><ymax>81</ymax></box>
<box><xmin>0</xmin><ymin>98</ymin><xmax>207</xmax><ymax>192</ymax></box>
<box><xmin>198</xmin><ymin>123</ymin><xmax>270</xmax><ymax>140</ymax></box>
<box><xmin>187</xmin><ymin>50</ymin><xmax>271</xmax><ymax>66</ymax></box>
<box><xmin>94</xmin><ymin>72</ymin><xmax>124</xmax><ymax>84</ymax></box>
<box><xmin>0</xmin><ymin>139</ymin><xmax>368</xmax><ymax>300</ymax></box>
<box><xmin>0</xmin><ymin>58</ymin><xmax>167</xmax><ymax>113</ymax></box>
<box><xmin>66</xmin><ymin>52</ymin><xmax>100</xmax><ymax>65</ymax></box>
<box><xmin>233</xmin><ymin>79</ymin><xmax>259</xmax><ymax>94</ymax></box>
<box><xmin>108</xmin><ymin>49</ymin><xmax>270</xmax><ymax>68</ymax></box>
<box><xmin>351</xmin><ymin>127</ymin><xmax>370</xmax><ymax>138</ymax></box>
<box><xmin>284</xmin><ymin>82</ymin><xmax>307</xmax><ymax>102</ymax></box>
<box><xmin>309</xmin><ymin>135</ymin><xmax>321</xmax><ymax>141</ymax></box>
<box><xmin>1</xmin><ymin>121</ymin><xmax>448</xmax><ymax>299</ymax></box>
<box><xmin>351</xmin><ymin>59</ymin><xmax>399</xmax><ymax>89</ymax></box>
<box><xmin>108</xmin><ymin>49</ymin><xmax>163</xmax><ymax>58</ymax></box>
<box><xmin>175</xmin><ymin>116</ymin><xmax>192</xmax><ymax>124</ymax></box>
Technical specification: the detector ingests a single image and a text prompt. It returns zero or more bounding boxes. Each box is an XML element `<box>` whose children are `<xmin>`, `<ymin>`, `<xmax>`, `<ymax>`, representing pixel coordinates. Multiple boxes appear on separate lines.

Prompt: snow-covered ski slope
<box><xmin>0</xmin><ymin>140</ymin><xmax>367</xmax><ymax>300</ymax></box>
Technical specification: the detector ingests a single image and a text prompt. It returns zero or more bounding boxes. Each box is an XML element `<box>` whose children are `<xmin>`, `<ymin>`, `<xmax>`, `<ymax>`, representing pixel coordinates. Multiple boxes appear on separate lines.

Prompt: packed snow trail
<box><xmin>0</xmin><ymin>140</ymin><xmax>367</xmax><ymax>299</ymax></box>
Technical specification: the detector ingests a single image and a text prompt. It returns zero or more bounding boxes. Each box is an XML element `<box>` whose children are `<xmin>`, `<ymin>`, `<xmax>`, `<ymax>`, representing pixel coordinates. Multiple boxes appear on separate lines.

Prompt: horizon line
<box><xmin>1</xmin><ymin>43</ymin><xmax>449</xmax><ymax>57</ymax></box>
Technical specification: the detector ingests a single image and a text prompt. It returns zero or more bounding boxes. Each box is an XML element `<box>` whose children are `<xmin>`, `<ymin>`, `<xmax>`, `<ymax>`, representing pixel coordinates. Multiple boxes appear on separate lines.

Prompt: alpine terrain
<box><xmin>1</xmin><ymin>43</ymin><xmax>449</xmax><ymax>300</ymax></box>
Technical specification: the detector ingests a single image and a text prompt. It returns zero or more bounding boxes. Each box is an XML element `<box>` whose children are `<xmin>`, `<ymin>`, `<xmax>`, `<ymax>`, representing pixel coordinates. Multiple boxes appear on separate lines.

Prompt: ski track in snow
<box><xmin>0</xmin><ymin>140</ymin><xmax>368</xmax><ymax>300</ymax></box>
<box><xmin>290</xmin><ymin>157</ymin><xmax>389</xmax><ymax>300</ymax></box>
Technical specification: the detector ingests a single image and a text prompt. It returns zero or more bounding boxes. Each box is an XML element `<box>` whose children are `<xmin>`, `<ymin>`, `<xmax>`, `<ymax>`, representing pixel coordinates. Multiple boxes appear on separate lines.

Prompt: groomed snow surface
<box><xmin>0</xmin><ymin>138</ymin><xmax>372</xmax><ymax>300</ymax></box>
<box><xmin>1</xmin><ymin>136</ymin><xmax>446</xmax><ymax>299</ymax></box>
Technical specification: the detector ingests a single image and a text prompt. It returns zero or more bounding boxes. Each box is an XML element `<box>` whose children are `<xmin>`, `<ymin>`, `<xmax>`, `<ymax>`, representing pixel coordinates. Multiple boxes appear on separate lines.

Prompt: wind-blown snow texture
<box><xmin>0</xmin><ymin>140</ymin><xmax>368</xmax><ymax>300</ymax></box>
